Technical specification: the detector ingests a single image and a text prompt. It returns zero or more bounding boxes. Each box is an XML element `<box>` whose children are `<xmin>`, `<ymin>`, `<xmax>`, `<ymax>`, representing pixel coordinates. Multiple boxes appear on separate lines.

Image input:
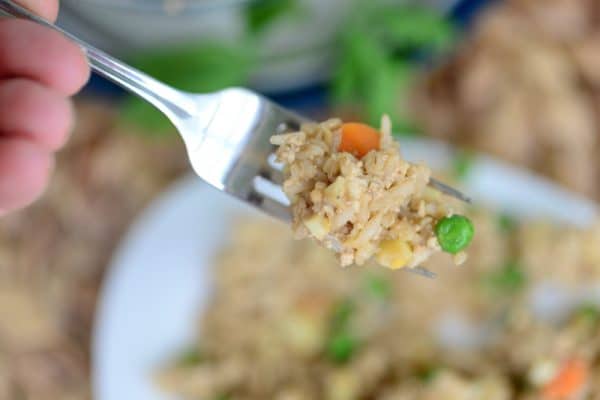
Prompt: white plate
<box><xmin>93</xmin><ymin>138</ymin><xmax>598</xmax><ymax>400</ymax></box>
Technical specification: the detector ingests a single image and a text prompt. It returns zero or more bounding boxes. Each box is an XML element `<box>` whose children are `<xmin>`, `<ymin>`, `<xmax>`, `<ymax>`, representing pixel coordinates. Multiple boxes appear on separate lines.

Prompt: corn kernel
<box><xmin>304</xmin><ymin>214</ymin><xmax>331</xmax><ymax>240</ymax></box>
<box><xmin>376</xmin><ymin>239</ymin><xmax>413</xmax><ymax>269</ymax></box>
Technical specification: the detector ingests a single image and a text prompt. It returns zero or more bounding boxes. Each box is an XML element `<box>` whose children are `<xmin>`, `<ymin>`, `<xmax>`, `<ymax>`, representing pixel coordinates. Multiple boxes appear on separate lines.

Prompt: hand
<box><xmin>0</xmin><ymin>0</ymin><xmax>89</xmax><ymax>215</ymax></box>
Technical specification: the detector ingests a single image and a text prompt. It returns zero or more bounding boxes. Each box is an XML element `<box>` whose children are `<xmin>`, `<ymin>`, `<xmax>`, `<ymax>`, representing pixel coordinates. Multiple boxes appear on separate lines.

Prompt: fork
<box><xmin>1</xmin><ymin>0</ymin><xmax>470</xmax><ymax>278</ymax></box>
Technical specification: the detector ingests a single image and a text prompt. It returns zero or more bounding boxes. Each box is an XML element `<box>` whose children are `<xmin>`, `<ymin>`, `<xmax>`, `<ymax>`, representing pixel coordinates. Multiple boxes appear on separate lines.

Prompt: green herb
<box><xmin>120</xmin><ymin>0</ymin><xmax>300</xmax><ymax>134</ymax></box>
<box><xmin>435</xmin><ymin>215</ymin><xmax>475</xmax><ymax>254</ymax></box>
<box><xmin>215</xmin><ymin>394</ymin><xmax>231</xmax><ymax>400</ymax></box>
<box><xmin>330</xmin><ymin>299</ymin><xmax>356</xmax><ymax>332</ymax></box>
<box><xmin>453</xmin><ymin>150</ymin><xmax>475</xmax><ymax>181</ymax></box>
<box><xmin>131</xmin><ymin>42</ymin><xmax>253</xmax><ymax>92</ymax></box>
<box><xmin>326</xmin><ymin>330</ymin><xmax>359</xmax><ymax>364</ymax></box>
<box><xmin>418</xmin><ymin>366</ymin><xmax>440</xmax><ymax>383</ymax></box>
<box><xmin>374</xmin><ymin>6</ymin><xmax>456</xmax><ymax>51</ymax></box>
<box><xmin>121</xmin><ymin>2</ymin><xmax>455</xmax><ymax>136</ymax></box>
<box><xmin>326</xmin><ymin>299</ymin><xmax>359</xmax><ymax>364</ymax></box>
<box><xmin>575</xmin><ymin>303</ymin><xmax>600</xmax><ymax>322</ymax></box>
<box><xmin>245</xmin><ymin>0</ymin><xmax>300</xmax><ymax>34</ymax></box>
<box><xmin>331</xmin><ymin>4</ymin><xmax>456</xmax><ymax>132</ymax></box>
<box><xmin>177</xmin><ymin>348</ymin><xmax>203</xmax><ymax>367</ymax></box>
<box><xmin>484</xmin><ymin>261</ymin><xmax>527</xmax><ymax>294</ymax></box>
<box><xmin>497</xmin><ymin>213</ymin><xmax>517</xmax><ymax>234</ymax></box>
<box><xmin>364</xmin><ymin>273</ymin><xmax>392</xmax><ymax>300</ymax></box>
<box><xmin>121</xmin><ymin>42</ymin><xmax>254</xmax><ymax>134</ymax></box>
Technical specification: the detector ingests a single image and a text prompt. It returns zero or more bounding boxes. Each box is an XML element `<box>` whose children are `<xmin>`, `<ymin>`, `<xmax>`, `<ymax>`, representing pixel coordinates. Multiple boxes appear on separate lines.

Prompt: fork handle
<box><xmin>0</xmin><ymin>0</ymin><xmax>196</xmax><ymax>120</ymax></box>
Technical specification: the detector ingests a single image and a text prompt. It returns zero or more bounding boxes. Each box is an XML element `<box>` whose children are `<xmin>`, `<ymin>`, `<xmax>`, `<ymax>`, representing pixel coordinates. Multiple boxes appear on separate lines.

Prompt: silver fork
<box><xmin>1</xmin><ymin>0</ymin><xmax>470</xmax><ymax>279</ymax></box>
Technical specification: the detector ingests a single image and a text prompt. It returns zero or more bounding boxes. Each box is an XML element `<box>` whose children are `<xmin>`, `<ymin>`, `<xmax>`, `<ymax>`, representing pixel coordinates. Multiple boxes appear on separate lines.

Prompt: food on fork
<box><xmin>270</xmin><ymin>115</ymin><xmax>474</xmax><ymax>269</ymax></box>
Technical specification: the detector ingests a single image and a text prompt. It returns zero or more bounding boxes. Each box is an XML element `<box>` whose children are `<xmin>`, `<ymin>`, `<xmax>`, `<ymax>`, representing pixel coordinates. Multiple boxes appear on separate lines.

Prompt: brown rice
<box><xmin>270</xmin><ymin>116</ymin><xmax>466</xmax><ymax>269</ymax></box>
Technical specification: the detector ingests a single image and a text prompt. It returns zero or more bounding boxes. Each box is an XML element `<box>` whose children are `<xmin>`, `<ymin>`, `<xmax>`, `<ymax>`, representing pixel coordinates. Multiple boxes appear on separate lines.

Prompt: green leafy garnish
<box><xmin>453</xmin><ymin>150</ymin><xmax>475</xmax><ymax>181</ymax></box>
<box><xmin>364</xmin><ymin>273</ymin><xmax>392</xmax><ymax>300</ymax></box>
<box><xmin>484</xmin><ymin>261</ymin><xmax>527</xmax><ymax>295</ymax></box>
<box><xmin>331</xmin><ymin>4</ymin><xmax>456</xmax><ymax>132</ymax></box>
<box><xmin>497</xmin><ymin>213</ymin><xmax>517</xmax><ymax>234</ymax></box>
<box><xmin>418</xmin><ymin>366</ymin><xmax>441</xmax><ymax>383</ymax></box>
<box><xmin>245</xmin><ymin>0</ymin><xmax>300</xmax><ymax>34</ymax></box>
<box><xmin>130</xmin><ymin>43</ymin><xmax>252</xmax><ymax>92</ymax></box>
<box><xmin>326</xmin><ymin>331</ymin><xmax>359</xmax><ymax>364</ymax></box>
<box><xmin>120</xmin><ymin>97</ymin><xmax>173</xmax><ymax>134</ymax></box>
<box><xmin>575</xmin><ymin>303</ymin><xmax>600</xmax><ymax>322</ymax></box>
<box><xmin>330</xmin><ymin>299</ymin><xmax>356</xmax><ymax>332</ymax></box>
<box><xmin>215</xmin><ymin>394</ymin><xmax>231</xmax><ymax>400</ymax></box>
<box><xmin>176</xmin><ymin>348</ymin><xmax>203</xmax><ymax>367</ymax></box>
<box><xmin>326</xmin><ymin>299</ymin><xmax>359</xmax><ymax>364</ymax></box>
<box><xmin>120</xmin><ymin>2</ymin><xmax>455</xmax><ymax>137</ymax></box>
<box><xmin>374</xmin><ymin>7</ymin><xmax>456</xmax><ymax>51</ymax></box>
<box><xmin>121</xmin><ymin>42</ymin><xmax>254</xmax><ymax>134</ymax></box>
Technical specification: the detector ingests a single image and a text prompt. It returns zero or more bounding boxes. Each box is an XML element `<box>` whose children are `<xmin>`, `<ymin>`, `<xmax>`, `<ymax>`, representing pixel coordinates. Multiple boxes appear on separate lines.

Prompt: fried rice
<box><xmin>158</xmin><ymin>211</ymin><xmax>600</xmax><ymax>400</ymax></box>
<box><xmin>270</xmin><ymin>116</ymin><xmax>469</xmax><ymax>269</ymax></box>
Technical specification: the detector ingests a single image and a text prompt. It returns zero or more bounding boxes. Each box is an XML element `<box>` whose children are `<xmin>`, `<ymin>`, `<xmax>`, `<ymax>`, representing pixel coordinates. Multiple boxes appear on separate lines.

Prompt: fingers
<box><xmin>15</xmin><ymin>0</ymin><xmax>59</xmax><ymax>22</ymax></box>
<box><xmin>0</xmin><ymin>138</ymin><xmax>53</xmax><ymax>215</ymax></box>
<box><xmin>0</xmin><ymin>19</ymin><xmax>90</xmax><ymax>95</ymax></box>
<box><xmin>0</xmin><ymin>79</ymin><xmax>73</xmax><ymax>151</ymax></box>
<box><xmin>0</xmin><ymin>5</ymin><xmax>90</xmax><ymax>214</ymax></box>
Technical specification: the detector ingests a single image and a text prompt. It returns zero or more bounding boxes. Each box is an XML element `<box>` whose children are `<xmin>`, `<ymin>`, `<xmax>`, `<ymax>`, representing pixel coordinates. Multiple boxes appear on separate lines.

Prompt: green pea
<box><xmin>326</xmin><ymin>331</ymin><xmax>359</xmax><ymax>364</ymax></box>
<box><xmin>435</xmin><ymin>215</ymin><xmax>474</xmax><ymax>254</ymax></box>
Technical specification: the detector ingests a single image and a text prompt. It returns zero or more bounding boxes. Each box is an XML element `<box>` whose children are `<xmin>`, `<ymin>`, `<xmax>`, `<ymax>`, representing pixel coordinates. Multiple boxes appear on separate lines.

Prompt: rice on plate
<box><xmin>156</xmin><ymin>205</ymin><xmax>600</xmax><ymax>399</ymax></box>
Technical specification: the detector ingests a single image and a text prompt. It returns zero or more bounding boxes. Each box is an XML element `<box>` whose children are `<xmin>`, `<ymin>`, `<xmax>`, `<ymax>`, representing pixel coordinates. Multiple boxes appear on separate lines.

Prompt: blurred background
<box><xmin>3</xmin><ymin>0</ymin><xmax>600</xmax><ymax>398</ymax></box>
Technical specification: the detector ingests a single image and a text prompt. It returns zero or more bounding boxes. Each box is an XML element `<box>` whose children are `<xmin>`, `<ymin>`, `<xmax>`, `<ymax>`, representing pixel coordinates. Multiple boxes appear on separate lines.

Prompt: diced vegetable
<box><xmin>418</xmin><ymin>366</ymin><xmax>441</xmax><ymax>383</ymax></box>
<box><xmin>364</xmin><ymin>273</ymin><xmax>392</xmax><ymax>300</ymax></box>
<box><xmin>542</xmin><ymin>358</ymin><xmax>588</xmax><ymax>399</ymax></box>
<box><xmin>452</xmin><ymin>150</ymin><xmax>474</xmax><ymax>181</ymax></box>
<box><xmin>330</xmin><ymin>300</ymin><xmax>355</xmax><ymax>332</ymax></box>
<box><xmin>376</xmin><ymin>239</ymin><xmax>413</xmax><ymax>269</ymax></box>
<box><xmin>327</xmin><ymin>300</ymin><xmax>359</xmax><ymax>364</ymax></box>
<box><xmin>327</xmin><ymin>369</ymin><xmax>360</xmax><ymax>400</ymax></box>
<box><xmin>575</xmin><ymin>303</ymin><xmax>600</xmax><ymax>323</ymax></box>
<box><xmin>281</xmin><ymin>312</ymin><xmax>326</xmax><ymax>356</ymax></box>
<box><xmin>303</xmin><ymin>214</ymin><xmax>331</xmax><ymax>240</ymax></box>
<box><xmin>529</xmin><ymin>360</ymin><xmax>559</xmax><ymax>387</ymax></box>
<box><xmin>435</xmin><ymin>215</ymin><xmax>475</xmax><ymax>254</ymax></box>
<box><xmin>339</xmin><ymin>123</ymin><xmax>381</xmax><ymax>159</ymax></box>
<box><xmin>498</xmin><ymin>213</ymin><xmax>517</xmax><ymax>234</ymax></box>
<box><xmin>485</xmin><ymin>261</ymin><xmax>526</xmax><ymax>294</ymax></box>
<box><xmin>326</xmin><ymin>331</ymin><xmax>359</xmax><ymax>364</ymax></box>
<box><xmin>325</xmin><ymin>177</ymin><xmax>347</xmax><ymax>200</ymax></box>
<box><xmin>177</xmin><ymin>348</ymin><xmax>203</xmax><ymax>367</ymax></box>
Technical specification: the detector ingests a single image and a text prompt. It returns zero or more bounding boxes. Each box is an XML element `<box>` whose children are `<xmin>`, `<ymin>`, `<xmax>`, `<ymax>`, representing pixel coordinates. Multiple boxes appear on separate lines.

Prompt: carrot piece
<box><xmin>542</xmin><ymin>358</ymin><xmax>588</xmax><ymax>399</ymax></box>
<box><xmin>339</xmin><ymin>123</ymin><xmax>381</xmax><ymax>159</ymax></box>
